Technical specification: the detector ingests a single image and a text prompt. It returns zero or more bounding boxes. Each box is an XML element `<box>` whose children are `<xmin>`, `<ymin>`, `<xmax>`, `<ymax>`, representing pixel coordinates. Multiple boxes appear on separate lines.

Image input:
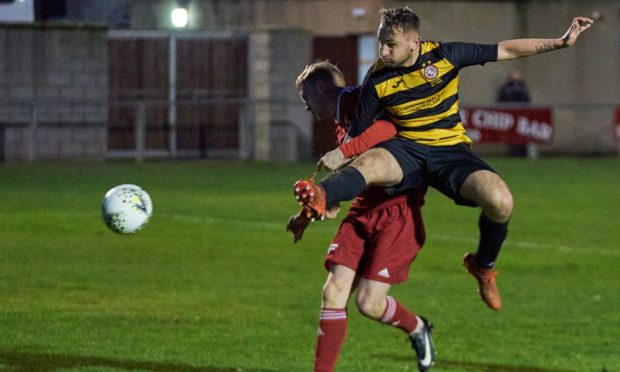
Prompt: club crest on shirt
<box><xmin>423</xmin><ymin>64</ymin><xmax>438</xmax><ymax>80</ymax></box>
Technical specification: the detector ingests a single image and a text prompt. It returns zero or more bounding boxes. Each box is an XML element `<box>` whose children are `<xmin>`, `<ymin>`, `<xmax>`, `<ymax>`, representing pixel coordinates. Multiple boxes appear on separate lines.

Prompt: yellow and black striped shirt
<box><xmin>351</xmin><ymin>41</ymin><xmax>498</xmax><ymax>146</ymax></box>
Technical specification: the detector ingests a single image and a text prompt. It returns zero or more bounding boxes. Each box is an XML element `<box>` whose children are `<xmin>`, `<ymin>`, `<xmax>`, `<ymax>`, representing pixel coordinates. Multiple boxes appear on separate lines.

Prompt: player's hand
<box><xmin>560</xmin><ymin>17</ymin><xmax>593</xmax><ymax>47</ymax></box>
<box><xmin>325</xmin><ymin>204</ymin><xmax>341</xmax><ymax>219</ymax></box>
<box><xmin>318</xmin><ymin>148</ymin><xmax>348</xmax><ymax>172</ymax></box>
<box><xmin>286</xmin><ymin>210</ymin><xmax>312</xmax><ymax>243</ymax></box>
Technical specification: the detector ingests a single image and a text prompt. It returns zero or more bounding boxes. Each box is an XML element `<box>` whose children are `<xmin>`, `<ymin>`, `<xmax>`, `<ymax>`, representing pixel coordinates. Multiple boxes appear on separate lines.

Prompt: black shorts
<box><xmin>377</xmin><ymin>138</ymin><xmax>495</xmax><ymax>207</ymax></box>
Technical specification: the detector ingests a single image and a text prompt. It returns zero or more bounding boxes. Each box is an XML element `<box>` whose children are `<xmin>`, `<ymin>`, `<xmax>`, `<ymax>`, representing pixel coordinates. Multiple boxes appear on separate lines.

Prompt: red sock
<box><xmin>380</xmin><ymin>296</ymin><xmax>419</xmax><ymax>334</ymax></box>
<box><xmin>314</xmin><ymin>308</ymin><xmax>347</xmax><ymax>372</ymax></box>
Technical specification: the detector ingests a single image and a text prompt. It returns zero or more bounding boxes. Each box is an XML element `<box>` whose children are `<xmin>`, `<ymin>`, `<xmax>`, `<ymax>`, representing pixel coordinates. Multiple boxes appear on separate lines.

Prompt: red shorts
<box><xmin>325</xmin><ymin>194</ymin><xmax>425</xmax><ymax>284</ymax></box>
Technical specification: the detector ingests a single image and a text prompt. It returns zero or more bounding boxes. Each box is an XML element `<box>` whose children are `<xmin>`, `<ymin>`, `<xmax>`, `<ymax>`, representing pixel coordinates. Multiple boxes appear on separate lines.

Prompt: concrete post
<box><xmin>247</xmin><ymin>28</ymin><xmax>313</xmax><ymax>161</ymax></box>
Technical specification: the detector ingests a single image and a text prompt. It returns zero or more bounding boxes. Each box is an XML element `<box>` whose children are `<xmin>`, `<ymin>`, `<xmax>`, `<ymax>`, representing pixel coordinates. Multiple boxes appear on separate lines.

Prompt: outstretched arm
<box><xmin>317</xmin><ymin>119</ymin><xmax>397</xmax><ymax>171</ymax></box>
<box><xmin>497</xmin><ymin>17</ymin><xmax>593</xmax><ymax>61</ymax></box>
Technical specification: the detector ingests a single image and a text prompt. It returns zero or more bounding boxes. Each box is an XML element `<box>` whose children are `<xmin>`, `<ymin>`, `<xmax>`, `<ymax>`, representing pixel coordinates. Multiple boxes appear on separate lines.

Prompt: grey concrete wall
<box><xmin>0</xmin><ymin>23</ymin><xmax>108</xmax><ymax>161</ymax></box>
<box><xmin>520</xmin><ymin>0</ymin><xmax>620</xmax><ymax>154</ymax></box>
<box><xmin>246</xmin><ymin>28</ymin><xmax>313</xmax><ymax>161</ymax></box>
<box><xmin>2</xmin><ymin>2</ymin><xmax>614</xmax><ymax>160</ymax></box>
<box><xmin>132</xmin><ymin>0</ymin><xmax>620</xmax><ymax>155</ymax></box>
<box><xmin>388</xmin><ymin>0</ymin><xmax>619</xmax><ymax>155</ymax></box>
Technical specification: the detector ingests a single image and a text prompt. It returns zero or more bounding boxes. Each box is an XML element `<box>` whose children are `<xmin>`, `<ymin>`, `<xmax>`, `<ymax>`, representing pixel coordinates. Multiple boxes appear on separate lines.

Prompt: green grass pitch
<box><xmin>0</xmin><ymin>157</ymin><xmax>618</xmax><ymax>371</ymax></box>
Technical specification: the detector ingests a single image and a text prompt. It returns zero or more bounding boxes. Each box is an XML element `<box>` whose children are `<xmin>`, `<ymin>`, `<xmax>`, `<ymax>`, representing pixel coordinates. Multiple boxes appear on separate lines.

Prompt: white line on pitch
<box><xmin>161</xmin><ymin>213</ymin><xmax>619</xmax><ymax>257</ymax></box>
<box><xmin>424</xmin><ymin>234</ymin><xmax>615</xmax><ymax>256</ymax></box>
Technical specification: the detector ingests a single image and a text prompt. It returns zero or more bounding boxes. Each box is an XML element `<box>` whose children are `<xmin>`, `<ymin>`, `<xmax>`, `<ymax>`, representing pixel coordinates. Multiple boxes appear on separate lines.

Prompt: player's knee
<box><xmin>501</xmin><ymin>189</ymin><xmax>514</xmax><ymax>219</ymax></box>
<box><xmin>485</xmin><ymin>185</ymin><xmax>513</xmax><ymax>222</ymax></box>
<box><xmin>355</xmin><ymin>294</ymin><xmax>384</xmax><ymax>319</ymax></box>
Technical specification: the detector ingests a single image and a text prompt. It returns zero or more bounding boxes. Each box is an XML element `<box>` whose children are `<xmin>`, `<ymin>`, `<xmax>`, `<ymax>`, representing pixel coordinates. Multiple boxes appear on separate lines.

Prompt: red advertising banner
<box><xmin>460</xmin><ymin>107</ymin><xmax>553</xmax><ymax>144</ymax></box>
<box><xmin>614</xmin><ymin>106</ymin><xmax>620</xmax><ymax>142</ymax></box>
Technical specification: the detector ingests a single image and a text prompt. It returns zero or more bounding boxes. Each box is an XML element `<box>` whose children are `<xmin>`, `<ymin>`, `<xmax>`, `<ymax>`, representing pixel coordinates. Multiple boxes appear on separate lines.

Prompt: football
<box><xmin>101</xmin><ymin>184</ymin><xmax>153</xmax><ymax>234</ymax></box>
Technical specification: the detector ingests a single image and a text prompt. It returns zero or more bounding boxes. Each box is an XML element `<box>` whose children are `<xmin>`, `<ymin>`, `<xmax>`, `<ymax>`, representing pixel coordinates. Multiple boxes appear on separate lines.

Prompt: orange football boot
<box><xmin>463</xmin><ymin>252</ymin><xmax>502</xmax><ymax>310</ymax></box>
<box><xmin>293</xmin><ymin>178</ymin><xmax>326</xmax><ymax>220</ymax></box>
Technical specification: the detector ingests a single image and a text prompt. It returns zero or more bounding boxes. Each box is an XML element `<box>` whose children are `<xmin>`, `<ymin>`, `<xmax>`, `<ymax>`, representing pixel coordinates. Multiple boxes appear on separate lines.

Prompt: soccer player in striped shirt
<box><xmin>294</xmin><ymin>7</ymin><xmax>593</xmax><ymax>311</ymax></box>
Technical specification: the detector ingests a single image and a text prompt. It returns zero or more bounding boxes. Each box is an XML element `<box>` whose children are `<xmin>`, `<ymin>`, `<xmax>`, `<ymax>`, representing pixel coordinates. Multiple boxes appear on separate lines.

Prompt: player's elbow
<box><xmin>497</xmin><ymin>42</ymin><xmax>518</xmax><ymax>61</ymax></box>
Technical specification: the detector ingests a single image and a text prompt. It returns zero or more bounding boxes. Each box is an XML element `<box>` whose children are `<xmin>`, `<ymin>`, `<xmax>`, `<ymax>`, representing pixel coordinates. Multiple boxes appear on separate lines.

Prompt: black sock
<box><xmin>319</xmin><ymin>166</ymin><xmax>366</xmax><ymax>209</ymax></box>
<box><xmin>476</xmin><ymin>212</ymin><xmax>508</xmax><ymax>268</ymax></box>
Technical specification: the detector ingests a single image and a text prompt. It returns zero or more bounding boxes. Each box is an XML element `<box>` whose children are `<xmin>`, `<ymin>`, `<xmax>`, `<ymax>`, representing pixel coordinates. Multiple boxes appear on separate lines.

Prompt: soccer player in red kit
<box><xmin>287</xmin><ymin>61</ymin><xmax>435</xmax><ymax>372</ymax></box>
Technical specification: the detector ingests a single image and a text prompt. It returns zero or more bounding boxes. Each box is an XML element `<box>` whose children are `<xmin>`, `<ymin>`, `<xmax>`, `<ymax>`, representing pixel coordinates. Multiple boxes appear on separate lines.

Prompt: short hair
<box><xmin>379</xmin><ymin>6</ymin><xmax>420</xmax><ymax>34</ymax></box>
<box><xmin>295</xmin><ymin>61</ymin><xmax>345</xmax><ymax>89</ymax></box>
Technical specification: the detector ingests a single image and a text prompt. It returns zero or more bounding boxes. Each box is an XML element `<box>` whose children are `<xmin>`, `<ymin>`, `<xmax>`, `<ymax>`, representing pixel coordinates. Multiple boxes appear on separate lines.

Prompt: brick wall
<box><xmin>0</xmin><ymin>23</ymin><xmax>108</xmax><ymax>161</ymax></box>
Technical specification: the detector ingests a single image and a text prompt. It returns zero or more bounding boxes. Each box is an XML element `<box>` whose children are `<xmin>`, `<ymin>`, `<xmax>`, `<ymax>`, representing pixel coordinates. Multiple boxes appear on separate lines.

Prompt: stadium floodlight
<box><xmin>171</xmin><ymin>7</ymin><xmax>188</xmax><ymax>28</ymax></box>
<box><xmin>171</xmin><ymin>0</ymin><xmax>189</xmax><ymax>28</ymax></box>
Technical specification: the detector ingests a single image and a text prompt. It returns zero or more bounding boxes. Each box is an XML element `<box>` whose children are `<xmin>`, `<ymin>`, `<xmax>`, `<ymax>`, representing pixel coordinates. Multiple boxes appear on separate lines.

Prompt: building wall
<box><xmin>521</xmin><ymin>1</ymin><xmax>620</xmax><ymax>154</ymax></box>
<box><xmin>131</xmin><ymin>0</ymin><xmax>620</xmax><ymax>155</ymax></box>
<box><xmin>64</xmin><ymin>0</ymin><xmax>130</xmax><ymax>28</ymax></box>
<box><xmin>0</xmin><ymin>23</ymin><xmax>108</xmax><ymax>161</ymax></box>
<box><xmin>246</xmin><ymin>29</ymin><xmax>313</xmax><ymax>161</ymax></box>
<box><xmin>2</xmin><ymin>2</ymin><xmax>608</xmax><ymax>160</ymax></box>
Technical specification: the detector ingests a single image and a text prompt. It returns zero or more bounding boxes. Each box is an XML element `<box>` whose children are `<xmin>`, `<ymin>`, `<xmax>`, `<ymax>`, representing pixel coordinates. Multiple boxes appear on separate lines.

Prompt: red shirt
<box><xmin>333</xmin><ymin>86</ymin><xmax>426</xmax><ymax>215</ymax></box>
<box><xmin>334</xmin><ymin>87</ymin><xmax>397</xmax><ymax>158</ymax></box>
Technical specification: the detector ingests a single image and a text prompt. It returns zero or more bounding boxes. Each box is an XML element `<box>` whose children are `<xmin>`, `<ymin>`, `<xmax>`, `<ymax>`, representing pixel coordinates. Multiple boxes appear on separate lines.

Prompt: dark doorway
<box><xmin>312</xmin><ymin>36</ymin><xmax>358</xmax><ymax>158</ymax></box>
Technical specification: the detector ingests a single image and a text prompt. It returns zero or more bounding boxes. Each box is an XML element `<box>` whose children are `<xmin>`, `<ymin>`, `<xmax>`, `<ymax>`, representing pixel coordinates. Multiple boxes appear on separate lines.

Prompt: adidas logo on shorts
<box><xmin>378</xmin><ymin>268</ymin><xmax>390</xmax><ymax>278</ymax></box>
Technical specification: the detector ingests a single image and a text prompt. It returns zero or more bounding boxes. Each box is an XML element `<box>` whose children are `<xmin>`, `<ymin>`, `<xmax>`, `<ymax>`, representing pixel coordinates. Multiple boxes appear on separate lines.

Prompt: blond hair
<box><xmin>295</xmin><ymin>61</ymin><xmax>345</xmax><ymax>89</ymax></box>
